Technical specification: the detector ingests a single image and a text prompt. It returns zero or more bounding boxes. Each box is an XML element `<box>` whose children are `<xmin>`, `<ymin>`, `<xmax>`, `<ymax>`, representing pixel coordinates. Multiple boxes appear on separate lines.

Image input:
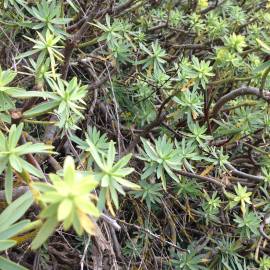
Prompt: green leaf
<box><xmin>8</xmin><ymin>123</ymin><xmax>23</xmax><ymax>150</ymax></box>
<box><xmin>4</xmin><ymin>165</ymin><xmax>13</xmax><ymax>204</ymax></box>
<box><xmin>32</xmin><ymin>182</ymin><xmax>55</xmax><ymax>193</ymax></box>
<box><xmin>0</xmin><ymin>191</ymin><xmax>33</xmax><ymax>230</ymax></box>
<box><xmin>257</xmin><ymin>39</ymin><xmax>270</xmax><ymax>54</ymax></box>
<box><xmin>57</xmin><ymin>199</ymin><xmax>72</xmax><ymax>221</ymax></box>
<box><xmin>0</xmin><ymin>256</ymin><xmax>28</xmax><ymax>270</ymax></box>
<box><xmin>31</xmin><ymin>218</ymin><xmax>58</xmax><ymax>250</ymax></box>
<box><xmin>0</xmin><ymin>220</ymin><xmax>30</xmax><ymax>240</ymax></box>
<box><xmin>74</xmin><ymin>197</ymin><xmax>100</xmax><ymax>217</ymax></box>
<box><xmin>97</xmin><ymin>188</ymin><xmax>107</xmax><ymax>211</ymax></box>
<box><xmin>0</xmin><ymin>69</ymin><xmax>16</xmax><ymax>86</ymax></box>
<box><xmin>0</xmin><ymin>93</ymin><xmax>14</xmax><ymax>111</ymax></box>
<box><xmin>15</xmin><ymin>143</ymin><xmax>54</xmax><ymax>156</ymax></box>
<box><xmin>0</xmin><ymin>240</ymin><xmax>16</xmax><ymax>251</ymax></box>
<box><xmin>113</xmin><ymin>153</ymin><xmax>132</xmax><ymax>171</ymax></box>
<box><xmin>63</xmin><ymin>156</ymin><xmax>75</xmax><ymax>185</ymax></box>
<box><xmin>15</xmin><ymin>49</ymin><xmax>40</xmax><ymax>60</ymax></box>
<box><xmin>141</xmin><ymin>138</ymin><xmax>158</xmax><ymax>161</ymax></box>
<box><xmin>23</xmin><ymin>100</ymin><xmax>59</xmax><ymax>118</ymax></box>
<box><xmin>254</xmin><ymin>60</ymin><xmax>270</xmax><ymax>73</ymax></box>
<box><xmin>114</xmin><ymin>177</ymin><xmax>140</xmax><ymax>189</ymax></box>
<box><xmin>101</xmin><ymin>175</ymin><xmax>110</xmax><ymax>187</ymax></box>
<box><xmin>87</xmin><ymin>141</ymin><xmax>104</xmax><ymax>169</ymax></box>
<box><xmin>110</xmin><ymin>185</ymin><xmax>119</xmax><ymax>209</ymax></box>
<box><xmin>107</xmin><ymin>141</ymin><xmax>115</xmax><ymax>168</ymax></box>
<box><xmin>20</xmin><ymin>159</ymin><xmax>44</xmax><ymax>178</ymax></box>
<box><xmin>8</xmin><ymin>90</ymin><xmax>54</xmax><ymax>99</ymax></box>
<box><xmin>9</xmin><ymin>154</ymin><xmax>23</xmax><ymax>172</ymax></box>
<box><xmin>0</xmin><ymin>158</ymin><xmax>8</xmax><ymax>175</ymax></box>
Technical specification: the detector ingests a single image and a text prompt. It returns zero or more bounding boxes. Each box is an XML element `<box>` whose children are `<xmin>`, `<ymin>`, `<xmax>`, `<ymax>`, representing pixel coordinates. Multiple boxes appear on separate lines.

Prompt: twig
<box><xmin>226</xmin><ymin>163</ymin><xmax>264</xmax><ymax>182</ymax></box>
<box><xmin>259</xmin><ymin>212</ymin><xmax>270</xmax><ymax>240</ymax></box>
<box><xmin>0</xmin><ymin>186</ymin><xmax>29</xmax><ymax>201</ymax></box>
<box><xmin>200</xmin><ymin>0</ymin><xmax>227</xmax><ymax>14</ymax></box>
<box><xmin>260</xmin><ymin>66</ymin><xmax>270</xmax><ymax>97</ymax></box>
<box><xmin>209</xmin><ymin>76</ymin><xmax>253</xmax><ymax>86</ymax></box>
<box><xmin>212</xmin><ymin>86</ymin><xmax>270</xmax><ymax>117</ymax></box>
<box><xmin>21</xmin><ymin>134</ymin><xmax>48</xmax><ymax>182</ymax></box>
<box><xmin>177</xmin><ymin>170</ymin><xmax>227</xmax><ymax>188</ymax></box>
<box><xmin>115</xmin><ymin>218</ymin><xmax>186</xmax><ymax>252</ymax></box>
<box><xmin>170</xmin><ymin>43</ymin><xmax>209</xmax><ymax>50</ymax></box>
<box><xmin>61</xmin><ymin>2</ymin><xmax>99</xmax><ymax>79</ymax></box>
<box><xmin>125</xmin><ymin>88</ymin><xmax>181</xmax><ymax>154</ymax></box>
<box><xmin>100</xmin><ymin>213</ymin><xmax>121</xmax><ymax>231</ymax></box>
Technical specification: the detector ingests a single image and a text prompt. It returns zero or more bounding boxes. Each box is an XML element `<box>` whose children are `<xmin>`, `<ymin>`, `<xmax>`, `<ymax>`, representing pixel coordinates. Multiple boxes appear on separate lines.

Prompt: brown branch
<box><xmin>0</xmin><ymin>186</ymin><xmax>29</xmax><ymax>201</ymax></box>
<box><xmin>170</xmin><ymin>43</ymin><xmax>209</xmax><ymax>50</ymax></box>
<box><xmin>125</xmin><ymin>88</ymin><xmax>182</xmax><ymax>154</ymax></box>
<box><xmin>61</xmin><ymin>2</ymin><xmax>99</xmax><ymax>79</ymax></box>
<box><xmin>260</xmin><ymin>211</ymin><xmax>270</xmax><ymax>240</ymax></box>
<box><xmin>212</xmin><ymin>86</ymin><xmax>270</xmax><ymax>117</ymax></box>
<box><xmin>24</xmin><ymin>132</ymin><xmax>62</xmax><ymax>171</ymax></box>
<box><xmin>226</xmin><ymin>163</ymin><xmax>264</xmax><ymax>182</ymax></box>
<box><xmin>79</xmin><ymin>59</ymin><xmax>117</xmax><ymax>91</ymax></box>
<box><xmin>67</xmin><ymin>0</ymin><xmax>137</xmax><ymax>32</ymax></box>
<box><xmin>20</xmin><ymin>134</ymin><xmax>48</xmax><ymax>181</ymax></box>
<box><xmin>200</xmin><ymin>0</ymin><xmax>227</xmax><ymax>15</ymax></box>
<box><xmin>124</xmin><ymin>112</ymin><xmax>166</xmax><ymax>154</ymax></box>
<box><xmin>115</xmin><ymin>218</ymin><xmax>186</xmax><ymax>252</ymax></box>
<box><xmin>177</xmin><ymin>170</ymin><xmax>227</xmax><ymax>188</ymax></box>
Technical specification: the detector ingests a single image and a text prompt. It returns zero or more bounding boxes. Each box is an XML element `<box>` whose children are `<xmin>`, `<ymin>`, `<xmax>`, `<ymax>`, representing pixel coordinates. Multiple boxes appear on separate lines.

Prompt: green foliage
<box><xmin>0</xmin><ymin>66</ymin><xmax>33</xmax><ymax>111</ymax></box>
<box><xmin>0</xmin><ymin>124</ymin><xmax>53</xmax><ymax>203</ymax></box>
<box><xmin>171</xmin><ymin>248</ymin><xmax>207</xmax><ymax>270</ymax></box>
<box><xmin>186</xmin><ymin>122</ymin><xmax>212</xmax><ymax>146</ymax></box>
<box><xmin>139</xmin><ymin>136</ymin><xmax>181</xmax><ymax>189</ymax></box>
<box><xmin>225</xmin><ymin>183</ymin><xmax>252</xmax><ymax>215</ymax></box>
<box><xmin>190</xmin><ymin>56</ymin><xmax>214</xmax><ymax>90</ymax></box>
<box><xmin>209</xmin><ymin>237</ymin><xmax>246</xmax><ymax>270</ymax></box>
<box><xmin>71</xmin><ymin>126</ymin><xmax>109</xmax><ymax>165</ymax></box>
<box><xmin>0</xmin><ymin>192</ymin><xmax>33</xmax><ymax>270</ymax></box>
<box><xmin>200</xmin><ymin>191</ymin><xmax>221</xmax><ymax>224</ymax></box>
<box><xmin>1</xmin><ymin>0</ymin><xmax>270</xmax><ymax>268</ymax></box>
<box><xmin>259</xmin><ymin>256</ymin><xmax>270</xmax><ymax>270</ymax></box>
<box><xmin>25</xmin><ymin>0</ymin><xmax>71</xmax><ymax>37</ymax></box>
<box><xmin>224</xmin><ymin>33</ymin><xmax>247</xmax><ymax>53</ymax></box>
<box><xmin>88</xmin><ymin>140</ymin><xmax>140</xmax><ymax>211</ymax></box>
<box><xmin>175</xmin><ymin>138</ymin><xmax>203</xmax><ymax>172</ymax></box>
<box><xmin>3</xmin><ymin>0</ymin><xmax>26</xmax><ymax>16</ymax></box>
<box><xmin>175</xmin><ymin>177</ymin><xmax>202</xmax><ymax>199</ymax></box>
<box><xmin>24</xmin><ymin>77</ymin><xmax>87</xmax><ymax>131</ymax></box>
<box><xmin>172</xmin><ymin>90</ymin><xmax>204</xmax><ymax>123</ymax></box>
<box><xmin>131</xmin><ymin>179</ymin><xmax>163</xmax><ymax>210</ymax></box>
<box><xmin>234</xmin><ymin>211</ymin><xmax>260</xmax><ymax>239</ymax></box>
<box><xmin>92</xmin><ymin>14</ymin><xmax>124</xmax><ymax>46</ymax></box>
<box><xmin>16</xmin><ymin>30</ymin><xmax>63</xmax><ymax>77</ymax></box>
<box><xmin>32</xmin><ymin>156</ymin><xmax>99</xmax><ymax>249</ymax></box>
<box><xmin>137</xmin><ymin>41</ymin><xmax>167</xmax><ymax>75</ymax></box>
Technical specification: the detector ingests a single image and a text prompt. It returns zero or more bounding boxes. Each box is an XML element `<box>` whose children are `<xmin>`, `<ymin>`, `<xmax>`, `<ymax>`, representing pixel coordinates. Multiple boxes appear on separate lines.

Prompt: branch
<box><xmin>226</xmin><ymin>163</ymin><xmax>264</xmax><ymax>182</ymax></box>
<box><xmin>260</xmin><ymin>66</ymin><xmax>270</xmax><ymax>96</ymax></box>
<box><xmin>61</xmin><ymin>2</ymin><xmax>99</xmax><ymax>79</ymax></box>
<box><xmin>124</xmin><ymin>112</ymin><xmax>166</xmax><ymax>154</ymax></box>
<box><xmin>177</xmin><ymin>170</ymin><xmax>227</xmax><ymax>188</ymax></box>
<box><xmin>67</xmin><ymin>0</ymin><xmax>137</xmax><ymax>32</ymax></box>
<box><xmin>115</xmin><ymin>218</ymin><xmax>186</xmax><ymax>252</ymax></box>
<box><xmin>0</xmin><ymin>186</ymin><xmax>29</xmax><ymax>201</ymax></box>
<box><xmin>170</xmin><ymin>43</ymin><xmax>209</xmax><ymax>50</ymax></box>
<box><xmin>200</xmin><ymin>0</ymin><xmax>227</xmax><ymax>15</ymax></box>
<box><xmin>124</xmin><ymin>89</ymin><xmax>180</xmax><ymax>154</ymax></box>
<box><xmin>260</xmin><ymin>212</ymin><xmax>270</xmax><ymax>240</ymax></box>
<box><xmin>212</xmin><ymin>86</ymin><xmax>270</xmax><ymax>117</ymax></box>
